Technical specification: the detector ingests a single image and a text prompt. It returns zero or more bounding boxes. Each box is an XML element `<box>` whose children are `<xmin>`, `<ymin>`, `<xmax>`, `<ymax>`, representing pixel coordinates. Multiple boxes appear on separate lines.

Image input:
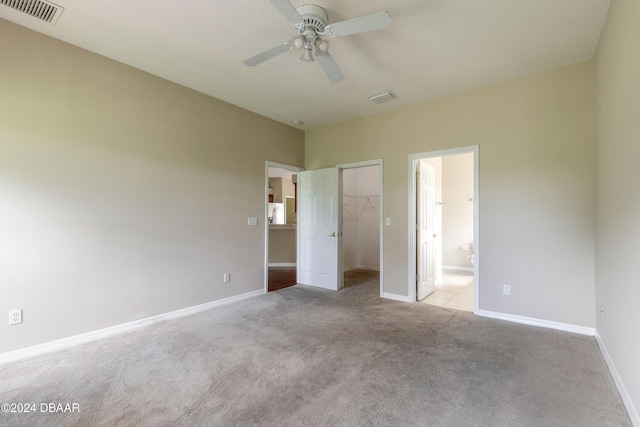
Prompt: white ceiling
<box><xmin>1</xmin><ymin>0</ymin><xmax>610</xmax><ymax>130</ymax></box>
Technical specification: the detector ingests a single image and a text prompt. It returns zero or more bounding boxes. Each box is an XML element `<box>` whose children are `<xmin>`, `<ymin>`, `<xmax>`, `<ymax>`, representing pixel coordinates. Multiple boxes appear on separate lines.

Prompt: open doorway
<box><xmin>408</xmin><ymin>147</ymin><xmax>479</xmax><ymax>313</ymax></box>
<box><xmin>265</xmin><ymin>162</ymin><xmax>303</xmax><ymax>292</ymax></box>
<box><xmin>339</xmin><ymin>161</ymin><xmax>383</xmax><ymax>295</ymax></box>
<box><xmin>295</xmin><ymin>160</ymin><xmax>383</xmax><ymax>294</ymax></box>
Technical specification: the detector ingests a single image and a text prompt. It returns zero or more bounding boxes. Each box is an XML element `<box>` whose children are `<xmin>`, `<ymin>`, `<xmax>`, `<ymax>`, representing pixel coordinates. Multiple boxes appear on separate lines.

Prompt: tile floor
<box><xmin>421</xmin><ymin>270</ymin><xmax>474</xmax><ymax>312</ymax></box>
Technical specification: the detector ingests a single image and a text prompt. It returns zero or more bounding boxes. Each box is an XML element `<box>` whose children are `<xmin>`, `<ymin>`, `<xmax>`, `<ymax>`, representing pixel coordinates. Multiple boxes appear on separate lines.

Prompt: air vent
<box><xmin>368</xmin><ymin>91</ymin><xmax>397</xmax><ymax>104</ymax></box>
<box><xmin>1</xmin><ymin>0</ymin><xmax>64</xmax><ymax>24</ymax></box>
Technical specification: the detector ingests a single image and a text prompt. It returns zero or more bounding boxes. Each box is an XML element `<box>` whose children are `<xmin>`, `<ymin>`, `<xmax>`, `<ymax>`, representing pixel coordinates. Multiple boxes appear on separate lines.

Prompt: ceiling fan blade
<box><xmin>268</xmin><ymin>0</ymin><xmax>304</xmax><ymax>25</ymax></box>
<box><xmin>323</xmin><ymin>11</ymin><xmax>392</xmax><ymax>37</ymax></box>
<box><xmin>243</xmin><ymin>42</ymin><xmax>292</xmax><ymax>67</ymax></box>
<box><xmin>316</xmin><ymin>52</ymin><xmax>344</xmax><ymax>83</ymax></box>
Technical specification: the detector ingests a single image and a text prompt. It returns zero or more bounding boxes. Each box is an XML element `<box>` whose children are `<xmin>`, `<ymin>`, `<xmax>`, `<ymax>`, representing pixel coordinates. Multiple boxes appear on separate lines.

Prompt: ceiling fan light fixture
<box><xmin>293</xmin><ymin>36</ymin><xmax>305</xmax><ymax>49</ymax></box>
<box><xmin>300</xmin><ymin>47</ymin><xmax>314</xmax><ymax>62</ymax></box>
<box><xmin>314</xmin><ymin>38</ymin><xmax>330</xmax><ymax>54</ymax></box>
<box><xmin>244</xmin><ymin>1</ymin><xmax>392</xmax><ymax>84</ymax></box>
<box><xmin>368</xmin><ymin>90</ymin><xmax>397</xmax><ymax>104</ymax></box>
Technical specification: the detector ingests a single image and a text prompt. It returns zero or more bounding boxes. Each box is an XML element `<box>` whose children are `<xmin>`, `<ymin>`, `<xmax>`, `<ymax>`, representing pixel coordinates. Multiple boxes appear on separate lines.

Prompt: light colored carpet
<box><xmin>0</xmin><ymin>270</ymin><xmax>631</xmax><ymax>426</ymax></box>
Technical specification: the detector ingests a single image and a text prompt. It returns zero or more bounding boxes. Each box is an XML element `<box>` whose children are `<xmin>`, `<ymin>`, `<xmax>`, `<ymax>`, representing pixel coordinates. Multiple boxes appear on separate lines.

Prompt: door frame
<box><xmin>337</xmin><ymin>159</ymin><xmax>384</xmax><ymax>297</ymax></box>
<box><xmin>407</xmin><ymin>146</ymin><xmax>479</xmax><ymax>312</ymax></box>
<box><xmin>264</xmin><ymin>161</ymin><xmax>305</xmax><ymax>293</ymax></box>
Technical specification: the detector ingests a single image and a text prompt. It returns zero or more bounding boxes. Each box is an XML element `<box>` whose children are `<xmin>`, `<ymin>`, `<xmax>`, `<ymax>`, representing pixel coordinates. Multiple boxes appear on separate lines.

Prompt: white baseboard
<box><xmin>344</xmin><ymin>265</ymin><xmax>380</xmax><ymax>272</ymax></box>
<box><xmin>0</xmin><ymin>289</ymin><xmax>264</xmax><ymax>365</ymax></box>
<box><xmin>442</xmin><ymin>265</ymin><xmax>474</xmax><ymax>273</ymax></box>
<box><xmin>268</xmin><ymin>262</ymin><xmax>296</xmax><ymax>267</ymax></box>
<box><xmin>477</xmin><ymin>309</ymin><xmax>595</xmax><ymax>336</ymax></box>
<box><xmin>382</xmin><ymin>292</ymin><xmax>412</xmax><ymax>303</ymax></box>
<box><xmin>595</xmin><ymin>332</ymin><xmax>640</xmax><ymax>426</ymax></box>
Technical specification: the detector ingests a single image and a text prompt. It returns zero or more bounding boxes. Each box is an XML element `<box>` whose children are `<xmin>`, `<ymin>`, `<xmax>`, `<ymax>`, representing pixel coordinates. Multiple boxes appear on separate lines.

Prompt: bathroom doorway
<box><xmin>408</xmin><ymin>147</ymin><xmax>478</xmax><ymax>313</ymax></box>
<box><xmin>265</xmin><ymin>162</ymin><xmax>304</xmax><ymax>292</ymax></box>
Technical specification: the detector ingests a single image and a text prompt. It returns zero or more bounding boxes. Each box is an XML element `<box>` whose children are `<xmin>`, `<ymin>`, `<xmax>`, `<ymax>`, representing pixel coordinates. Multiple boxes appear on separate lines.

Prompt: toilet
<box><xmin>465</xmin><ymin>243</ymin><xmax>474</xmax><ymax>266</ymax></box>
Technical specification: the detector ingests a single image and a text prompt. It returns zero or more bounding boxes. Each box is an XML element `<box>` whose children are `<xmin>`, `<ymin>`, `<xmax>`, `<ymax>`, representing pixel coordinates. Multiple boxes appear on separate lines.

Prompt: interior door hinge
<box><xmin>416</xmin><ymin>274</ymin><xmax>420</xmax><ymax>282</ymax></box>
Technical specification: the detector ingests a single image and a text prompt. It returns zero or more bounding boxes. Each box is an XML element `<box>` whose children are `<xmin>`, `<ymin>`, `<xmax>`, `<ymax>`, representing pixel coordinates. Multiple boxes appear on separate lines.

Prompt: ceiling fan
<box><xmin>243</xmin><ymin>0</ymin><xmax>392</xmax><ymax>83</ymax></box>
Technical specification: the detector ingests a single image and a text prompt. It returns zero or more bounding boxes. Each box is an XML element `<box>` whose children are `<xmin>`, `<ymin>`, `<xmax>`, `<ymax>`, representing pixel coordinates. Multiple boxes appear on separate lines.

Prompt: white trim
<box><xmin>477</xmin><ymin>309</ymin><xmax>595</xmax><ymax>336</ymax></box>
<box><xmin>442</xmin><ymin>265</ymin><xmax>474</xmax><ymax>273</ymax></box>
<box><xmin>382</xmin><ymin>292</ymin><xmax>412</xmax><ymax>303</ymax></box>
<box><xmin>266</xmin><ymin>161</ymin><xmax>304</xmax><ymax>293</ymax></box>
<box><xmin>268</xmin><ymin>262</ymin><xmax>296</xmax><ymax>267</ymax></box>
<box><xmin>266</xmin><ymin>161</ymin><xmax>305</xmax><ymax>172</ymax></box>
<box><xmin>0</xmin><ymin>290</ymin><xmax>264</xmax><ymax>366</ymax></box>
<box><xmin>595</xmin><ymin>332</ymin><xmax>640</xmax><ymax>426</ymax></box>
<box><xmin>408</xmin><ymin>146</ymin><xmax>479</xmax><ymax>310</ymax></box>
<box><xmin>336</xmin><ymin>159</ymin><xmax>384</xmax><ymax>298</ymax></box>
<box><xmin>336</xmin><ymin>159</ymin><xmax>383</xmax><ymax>169</ymax></box>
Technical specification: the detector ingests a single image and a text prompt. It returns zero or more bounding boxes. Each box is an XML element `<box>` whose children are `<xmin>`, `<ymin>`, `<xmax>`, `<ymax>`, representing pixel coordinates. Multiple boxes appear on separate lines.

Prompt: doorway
<box><xmin>295</xmin><ymin>159</ymin><xmax>384</xmax><ymax>295</ymax></box>
<box><xmin>338</xmin><ymin>160</ymin><xmax>383</xmax><ymax>296</ymax></box>
<box><xmin>265</xmin><ymin>162</ymin><xmax>304</xmax><ymax>292</ymax></box>
<box><xmin>408</xmin><ymin>146</ymin><xmax>479</xmax><ymax>313</ymax></box>
<box><xmin>342</xmin><ymin>164</ymin><xmax>381</xmax><ymax>293</ymax></box>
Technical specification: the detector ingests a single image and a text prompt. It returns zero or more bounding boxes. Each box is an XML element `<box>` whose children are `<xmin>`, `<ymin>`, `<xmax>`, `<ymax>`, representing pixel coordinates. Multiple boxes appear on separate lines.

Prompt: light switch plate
<box><xmin>248</xmin><ymin>217</ymin><xmax>258</xmax><ymax>226</ymax></box>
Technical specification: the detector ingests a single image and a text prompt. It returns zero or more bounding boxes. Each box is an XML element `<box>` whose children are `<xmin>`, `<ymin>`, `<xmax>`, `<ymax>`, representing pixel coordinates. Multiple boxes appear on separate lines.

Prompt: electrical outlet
<box><xmin>9</xmin><ymin>309</ymin><xmax>22</xmax><ymax>325</ymax></box>
<box><xmin>601</xmin><ymin>304</ymin><xmax>605</xmax><ymax>320</ymax></box>
<box><xmin>503</xmin><ymin>284</ymin><xmax>511</xmax><ymax>295</ymax></box>
<box><xmin>223</xmin><ymin>273</ymin><xmax>231</xmax><ymax>283</ymax></box>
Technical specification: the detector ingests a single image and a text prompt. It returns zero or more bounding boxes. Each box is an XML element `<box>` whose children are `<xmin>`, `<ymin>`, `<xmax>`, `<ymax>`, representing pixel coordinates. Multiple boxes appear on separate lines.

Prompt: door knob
<box><xmin>329</xmin><ymin>232</ymin><xmax>337</xmax><ymax>237</ymax></box>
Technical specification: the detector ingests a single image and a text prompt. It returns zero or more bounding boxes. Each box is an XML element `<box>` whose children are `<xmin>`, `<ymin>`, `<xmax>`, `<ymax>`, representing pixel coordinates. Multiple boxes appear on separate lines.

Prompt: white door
<box><xmin>417</xmin><ymin>160</ymin><xmax>436</xmax><ymax>300</ymax></box>
<box><xmin>297</xmin><ymin>167</ymin><xmax>341</xmax><ymax>290</ymax></box>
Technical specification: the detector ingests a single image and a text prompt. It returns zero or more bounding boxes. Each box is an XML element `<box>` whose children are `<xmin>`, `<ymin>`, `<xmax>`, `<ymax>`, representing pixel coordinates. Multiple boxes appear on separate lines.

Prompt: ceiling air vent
<box><xmin>368</xmin><ymin>91</ymin><xmax>397</xmax><ymax>104</ymax></box>
<box><xmin>1</xmin><ymin>0</ymin><xmax>64</xmax><ymax>24</ymax></box>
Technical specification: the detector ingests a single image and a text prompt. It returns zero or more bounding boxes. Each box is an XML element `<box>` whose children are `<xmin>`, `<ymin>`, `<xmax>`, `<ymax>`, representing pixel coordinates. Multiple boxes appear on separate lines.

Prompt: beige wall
<box><xmin>307</xmin><ymin>61</ymin><xmax>595</xmax><ymax>327</ymax></box>
<box><xmin>0</xmin><ymin>19</ymin><xmax>304</xmax><ymax>353</ymax></box>
<box><xmin>595</xmin><ymin>0</ymin><xmax>640</xmax><ymax>421</ymax></box>
<box><xmin>268</xmin><ymin>229</ymin><xmax>296</xmax><ymax>264</ymax></box>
